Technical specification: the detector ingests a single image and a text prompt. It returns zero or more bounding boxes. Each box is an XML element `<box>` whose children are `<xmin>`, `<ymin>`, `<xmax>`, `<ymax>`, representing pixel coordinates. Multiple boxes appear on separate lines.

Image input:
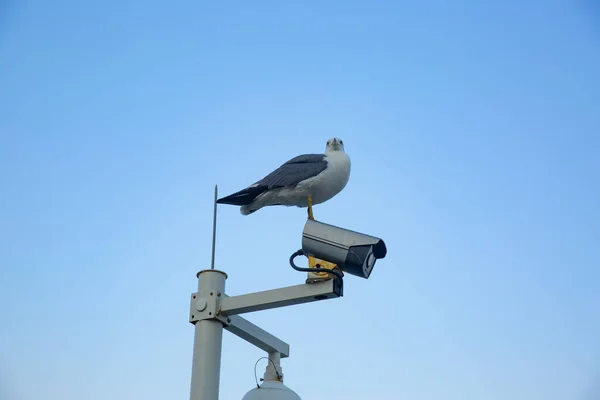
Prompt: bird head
<box><xmin>326</xmin><ymin>137</ymin><xmax>345</xmax><ymax>152</ymax></box>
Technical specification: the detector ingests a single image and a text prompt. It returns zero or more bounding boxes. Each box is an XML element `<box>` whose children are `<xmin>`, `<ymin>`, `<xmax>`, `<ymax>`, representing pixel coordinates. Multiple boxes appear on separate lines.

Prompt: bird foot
<box><xmin>307</xmin><ymin>195</ymin><xmax>314</xmax><ymax>220</ymax></box>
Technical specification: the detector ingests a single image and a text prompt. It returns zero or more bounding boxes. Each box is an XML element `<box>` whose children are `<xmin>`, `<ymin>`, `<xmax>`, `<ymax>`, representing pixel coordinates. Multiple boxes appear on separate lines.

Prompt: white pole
<box><xmin>190</xmin><ymin>269</ymin><xmax>227</xmax><ymax>400</ymax></box>
<box><xmin>264</xmin><ymin>351</ymin><xmax>282</xmax><ymax>382</ymax></box>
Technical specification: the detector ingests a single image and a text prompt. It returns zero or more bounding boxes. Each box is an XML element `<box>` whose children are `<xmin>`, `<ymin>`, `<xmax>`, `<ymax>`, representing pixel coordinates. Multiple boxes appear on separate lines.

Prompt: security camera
<box><xmin>301</xmin><ymin>219</ymin><xmax>387</xmax><ymax>279</ymax></box>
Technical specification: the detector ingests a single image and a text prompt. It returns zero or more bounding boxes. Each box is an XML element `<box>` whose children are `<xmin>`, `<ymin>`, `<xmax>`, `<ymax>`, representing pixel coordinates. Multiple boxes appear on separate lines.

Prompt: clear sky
<box><xmin>1</xmin><ymin>1</ymin><xmax>599</xmax><ymax>399</ymax></box>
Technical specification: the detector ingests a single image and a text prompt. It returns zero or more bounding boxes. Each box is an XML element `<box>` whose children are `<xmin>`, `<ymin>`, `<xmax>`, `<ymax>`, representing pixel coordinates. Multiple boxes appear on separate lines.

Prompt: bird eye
<box><xmin>340</xmin><ymin>140</ymin><xmax>343</xmax><ymax>145</ymax></box>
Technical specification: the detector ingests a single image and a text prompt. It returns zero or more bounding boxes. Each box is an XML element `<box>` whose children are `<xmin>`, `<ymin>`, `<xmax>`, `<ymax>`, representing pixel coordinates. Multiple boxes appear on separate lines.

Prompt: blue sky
<box><xmin>1</xmin><ymin>1</ymin><xmax>599</xmax><ymax>399</ymax></box>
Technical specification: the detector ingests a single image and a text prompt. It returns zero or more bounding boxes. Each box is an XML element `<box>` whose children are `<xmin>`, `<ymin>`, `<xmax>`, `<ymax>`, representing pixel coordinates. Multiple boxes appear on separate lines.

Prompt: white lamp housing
<box><xmin>241</xmin><ymin>352</ymin><xmax>302</xmax><ymax>400</ymax></box>
<box><xmin>241</xmin><ymin>381</ymin><xmax>302</xmax><ymax>400</ymax></box>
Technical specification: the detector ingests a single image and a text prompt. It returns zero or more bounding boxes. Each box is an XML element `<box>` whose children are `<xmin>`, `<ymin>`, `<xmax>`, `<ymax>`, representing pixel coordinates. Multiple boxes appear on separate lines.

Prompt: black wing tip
<box><xmin>215</xmin><ymin>186</ymin><xmax>268</xmax><ymax>206</ymax></box>
<box><xmin>216</xmin><ymin>195</ymin><xmax>247</xmax><ymax>206</ymax></box>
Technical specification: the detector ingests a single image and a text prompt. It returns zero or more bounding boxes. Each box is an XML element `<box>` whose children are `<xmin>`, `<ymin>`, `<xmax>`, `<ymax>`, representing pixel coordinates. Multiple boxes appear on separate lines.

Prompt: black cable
<box><xmin>289</xmin><ymin>249</ymin><xmax>344</xmax><ymax>280</ymax></box>
<box><xmin>253</xmin><ymin>356</ymin><xmax>281</xmax><ymax>388</ymax></box>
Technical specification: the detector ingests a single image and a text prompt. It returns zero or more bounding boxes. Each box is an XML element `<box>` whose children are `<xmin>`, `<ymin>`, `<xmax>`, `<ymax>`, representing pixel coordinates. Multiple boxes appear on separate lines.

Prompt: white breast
<box><xmin>298</xmin><ymin>151</ymin><xmax>351</xmax><ymax>205</ymax></box>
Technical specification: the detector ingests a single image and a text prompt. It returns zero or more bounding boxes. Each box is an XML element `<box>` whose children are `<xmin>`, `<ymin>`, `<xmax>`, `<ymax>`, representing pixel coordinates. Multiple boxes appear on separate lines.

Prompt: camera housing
<box><xmin>301</xmin><ymin>219</ymin><xmax>387</xmax><ymax>279</ymax></box>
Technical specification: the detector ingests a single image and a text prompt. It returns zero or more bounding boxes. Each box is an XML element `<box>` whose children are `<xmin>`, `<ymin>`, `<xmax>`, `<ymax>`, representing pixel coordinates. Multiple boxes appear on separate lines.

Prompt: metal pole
<box><xmin>190</xmin><ymin>269</ymin><xmax>227</xmax><ymax>400</ymax></box>
<box><xmin>264</xmin><ymin>351</ymin><xmax>282</xmax><ymax>381</ymax></box>
<box><xmin>211</xmin><ymin>185</ymin><xmax>218</xmax><ymax>270</ymax></box>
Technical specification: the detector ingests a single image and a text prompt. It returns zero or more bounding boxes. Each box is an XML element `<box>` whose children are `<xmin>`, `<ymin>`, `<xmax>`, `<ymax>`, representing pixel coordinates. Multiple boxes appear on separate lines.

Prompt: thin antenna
<box><xmin>211</xmin><ymin>185</ymin><xmax>218</xmax><ymax>270</ymax></box>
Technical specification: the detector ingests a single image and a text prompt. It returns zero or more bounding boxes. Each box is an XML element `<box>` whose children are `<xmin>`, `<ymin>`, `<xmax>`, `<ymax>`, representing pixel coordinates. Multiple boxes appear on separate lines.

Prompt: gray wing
<box><xmin>255</xmin><ymin>153</ymin><xmax>328</xmax><ymax>188</ymax></box>
<box><xmin>216</xmin><ymin>153</ymin><xmax>328</xmax><ymax>206</ymax></box>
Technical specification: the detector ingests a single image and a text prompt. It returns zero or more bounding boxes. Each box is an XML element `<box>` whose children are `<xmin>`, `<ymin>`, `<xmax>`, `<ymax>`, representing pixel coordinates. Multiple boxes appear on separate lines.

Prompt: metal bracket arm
<box><xmin>189</xmin><ymin>289</ymin><xmax>230</xmax><ymax>326</ymax></box>
<box><xmin>225</xmin><ymin>315</ymin><xmax>290</xmax><ymax>358</ymax></box>
<box><xmin>219</xmin><ymin>278</ymin><xmax>343</xmax><ymax>316</ymax></box>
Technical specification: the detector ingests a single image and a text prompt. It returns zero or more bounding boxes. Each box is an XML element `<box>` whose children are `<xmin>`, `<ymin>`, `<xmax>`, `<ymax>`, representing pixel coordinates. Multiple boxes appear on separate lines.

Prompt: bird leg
<box><xmin>307</xmin><ymin>195</ymin><xmax>314</xmax><ymax>220</ymax></box>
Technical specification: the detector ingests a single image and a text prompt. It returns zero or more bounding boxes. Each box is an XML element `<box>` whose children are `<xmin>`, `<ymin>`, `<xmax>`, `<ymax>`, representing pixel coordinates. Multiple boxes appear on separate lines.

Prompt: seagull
<box><xmin>216</xmin><ymin>137</ymin><xmax>351</xmax><ymax>219</ymax></box>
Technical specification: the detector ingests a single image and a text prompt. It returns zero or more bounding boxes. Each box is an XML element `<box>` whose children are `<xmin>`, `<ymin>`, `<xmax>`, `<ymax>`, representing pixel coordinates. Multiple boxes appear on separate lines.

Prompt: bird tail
<box><xmin>216</xmin><ymin>186</ymin><xmax>267</xmax><ymax>206</ymax></box>
<box><xmin>240</xmin><ymin>204</ymin><xmax>257</xmax><ymax>215</ymax></box>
